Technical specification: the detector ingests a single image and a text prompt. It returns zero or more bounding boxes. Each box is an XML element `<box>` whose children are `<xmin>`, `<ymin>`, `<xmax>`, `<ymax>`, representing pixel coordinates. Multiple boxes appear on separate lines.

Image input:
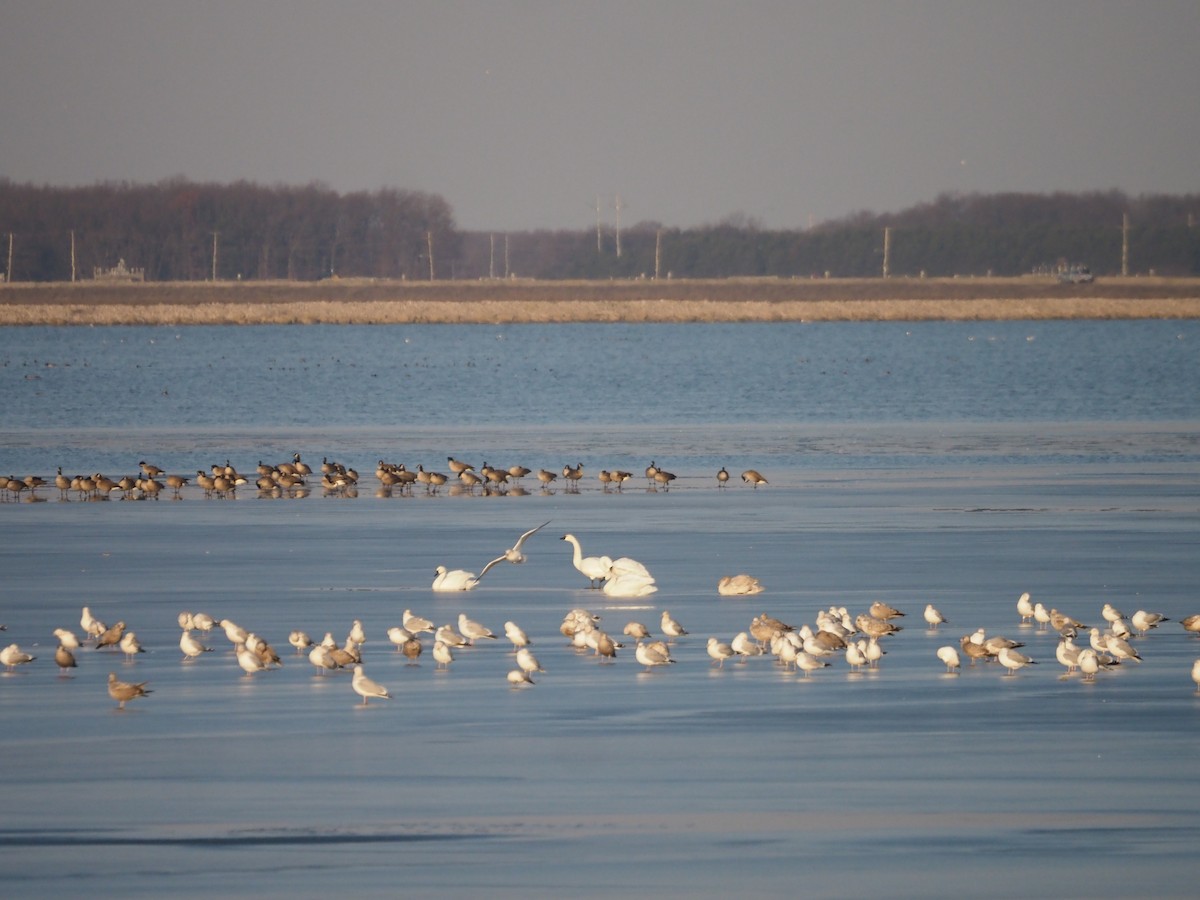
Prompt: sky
<box><xmin>1</xmin><ymin>1</ymin><xmax>1197</xmax><ymax>232</ymax></box>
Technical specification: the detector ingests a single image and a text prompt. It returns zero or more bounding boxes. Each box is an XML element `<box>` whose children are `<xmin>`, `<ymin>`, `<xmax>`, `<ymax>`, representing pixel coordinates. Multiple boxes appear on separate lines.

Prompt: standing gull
<box><xmin>504</xmin><ymin>621</ymin><xmax>530</xmax><ymax>650</ymax></box>
<box><xmin>923</xmin><ymin>604</ymin><xmax>947</xmax><ymax>630</ymax></box>
<box><xmin>55</xmin><ymin>644</ymin><xmax>77</xmax><ymax>673</ymax></box>
<box><xmin>351</xmin><ymin>665</ymin><xmax>390</xmax><ymax>705</ymax></box>
<box><xmin>2</xmin><ymin>643</ymin><xmax>36</xmax><ymax>672</ymax></box>
<box><xmin>107</xmin><ymin>672</ymin><xmax>151</xmax><ymax>709</ymax></box>
<box><xmin>707</xmin><ymin>637</ymin><xmax>735</xmax><ymax>667</ymax></box>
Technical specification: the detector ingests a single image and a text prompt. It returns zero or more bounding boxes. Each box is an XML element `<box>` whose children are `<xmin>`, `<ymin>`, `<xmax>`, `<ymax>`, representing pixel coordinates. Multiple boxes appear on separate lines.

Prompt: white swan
<box><xmin>432</xmin><ymin>565</ymin><xmax>479</xmax><ymax>591</ymax></box>
<box><xmin>560</xmin><ymin>533</ymin><xmax>613</xmax><ymax>588</ymax></box>
<box><xmin>602</xmin><ymin>570</ymin><xmax>658</xmax><ymax>597</ymax></box>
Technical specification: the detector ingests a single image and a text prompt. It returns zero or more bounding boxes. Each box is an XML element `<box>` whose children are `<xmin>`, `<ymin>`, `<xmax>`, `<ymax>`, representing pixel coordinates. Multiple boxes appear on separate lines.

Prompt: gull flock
<box><xmin>0</xmin><ymin>454</ymin><xmax>771</xmax><ymax>502</ymax></box>
<box><xmin>5</xmin><ymin>535</ymin><xmax>1200</xmax><ymax>709</ymax></box>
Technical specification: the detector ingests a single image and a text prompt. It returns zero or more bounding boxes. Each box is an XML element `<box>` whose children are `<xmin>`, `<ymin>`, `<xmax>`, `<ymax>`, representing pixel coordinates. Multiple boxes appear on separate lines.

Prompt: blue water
<box><xmin>2</xmin><ymin>321</ymin><xmax>1198</xmax><ymax>478</ymax></box>
<box><xmin>1</xmin><ymin>320</ymin><xmax>1199</xmax><ymax>898</ymax></box>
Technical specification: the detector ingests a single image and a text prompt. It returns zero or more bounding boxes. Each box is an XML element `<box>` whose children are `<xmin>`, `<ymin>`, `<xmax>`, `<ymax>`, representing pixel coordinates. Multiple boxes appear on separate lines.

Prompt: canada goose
<box><xmin>536</xmin><ymin>469</ymin><xmax>557</xmax><ymax>488</ymax></box>
<box><xmin>507</xmin><ymin>465</ymin><xmax>531</xmax><ymax>481</ymax></box>
<box><xmin>139</xmin><ymin>461</ymin><xmax>164</xmax><ymax>478</ymax></box>
<box><xmin>55</xmin><ymin>467</ymin><xmax>71</xmax><ymax>498</ymax></box>
<box><xmin>107</xmin><ymin>672</ymin><xmax>152</xmax><ymax>709</ymax></box>
<box><xmin>165</xmin><ymin>473</ymin><xmax>189</xmax><ymax>496</ymax></box>
<box><xmin>653</xmin><ymin>468</ymin><xmax>676</xmax><ymax>489</ymax></box>
<box><xmin>610</xmin><ymin>470</ymin><xmax>633</xmax><ymax>489</ymax></box>
<box><xmin>458</xmin><ymin>470</ymin><xmax>483</xmax><ymax>491</ymax></box>
<box><xmin>562</xmin><ymin>463</ymin><xmax>584</xmax><ymax>487</ymax></box>
<box><xmin>597</xmin><ymin>470</ymin><xmax>612</xmax><ymax>490</ymax></box>
<box><xmin>447</xmin><ymin>456</ymin><xmax>474</xmax><ymax>475</ymax></box>
<box><xmin>645</xmin><ymin>461</ymin><xmax>658</xmax><ymax>484</ymax></box>
<box><xmin>717</xmin><ymin>466</ymin><xmax>730</xmax><ymax>487</ymax></box>
<box><xmin>292</xmin><ymin>453</ymin><xmax>312</xmax><ymax>476</ymax></box>
<box><xmin>741</xmin><ymin>469</ymin><xmax>768</xmax><ymax>488</ymax></box>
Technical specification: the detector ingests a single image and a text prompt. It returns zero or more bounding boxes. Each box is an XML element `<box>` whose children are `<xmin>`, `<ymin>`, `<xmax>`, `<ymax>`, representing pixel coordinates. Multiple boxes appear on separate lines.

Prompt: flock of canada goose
<box><xmin>0</xmin><ymin>455</ymin><xmax>770</xmax><ymax>500</ymax></box>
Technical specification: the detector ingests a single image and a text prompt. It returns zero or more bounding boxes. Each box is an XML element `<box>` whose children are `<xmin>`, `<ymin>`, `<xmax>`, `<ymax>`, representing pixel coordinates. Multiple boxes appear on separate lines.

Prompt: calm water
<box><xmin>1</xmin><ymin>320</ymin><xmax>1199</xmax><ymax>897</ymax></box>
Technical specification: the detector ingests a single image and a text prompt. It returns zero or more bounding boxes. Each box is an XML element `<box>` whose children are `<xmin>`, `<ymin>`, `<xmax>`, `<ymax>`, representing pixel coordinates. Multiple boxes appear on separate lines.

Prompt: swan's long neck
<box><xmin>564</xmin><ymin>534</ymin><xmax>583</xmax><ymax>567</ymax></box>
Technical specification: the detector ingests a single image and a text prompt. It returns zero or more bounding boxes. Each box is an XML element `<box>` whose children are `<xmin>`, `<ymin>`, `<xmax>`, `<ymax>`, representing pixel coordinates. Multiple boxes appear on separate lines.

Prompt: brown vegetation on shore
<box><xmin>2</xmin><ymin>277</ymin><xmax>1198</xmax><ymax>325</ymax></box>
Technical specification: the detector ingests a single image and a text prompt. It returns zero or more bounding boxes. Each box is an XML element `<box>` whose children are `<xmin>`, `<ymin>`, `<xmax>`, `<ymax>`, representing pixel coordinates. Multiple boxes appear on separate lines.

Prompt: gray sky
<box><xmin>2</xmin><ymin>1</ymin><xmax>1197</xmax><ymax>231</ymax></box>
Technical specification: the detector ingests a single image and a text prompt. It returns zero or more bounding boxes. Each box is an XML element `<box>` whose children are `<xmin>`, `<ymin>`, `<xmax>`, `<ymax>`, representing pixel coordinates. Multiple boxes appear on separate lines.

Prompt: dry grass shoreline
<box><xmin>2</xmin><ymin>276</ymin><xmax>1199</xmax><ymax>324</ymax></box>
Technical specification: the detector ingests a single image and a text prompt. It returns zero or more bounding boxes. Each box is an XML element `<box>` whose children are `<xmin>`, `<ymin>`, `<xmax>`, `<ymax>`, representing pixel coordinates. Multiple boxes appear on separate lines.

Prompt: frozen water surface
<box><xmin>1</xmin><ymin>321</ymin><xmax>1199</xmax><ymax>897</ymax></box>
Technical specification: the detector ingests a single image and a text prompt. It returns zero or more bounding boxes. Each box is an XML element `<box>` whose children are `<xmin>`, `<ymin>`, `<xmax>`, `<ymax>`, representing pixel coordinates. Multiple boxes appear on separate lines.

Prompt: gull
<box><xmin>775</xmin><ymin>638</ymin><xmax>798</xmax><ymax>671</ymax></box>
<box><xmin>435</xmin><ymin>624</ymin><xmax>468</xmax><ymax>647</ymax></box>
<box><xmin>1049</xmin><ymin>609</ymin><xmax>1086</xmax><ymax>634</ymax></box>
<box><xmin>1105</xmin><ymin>634</ymin><xmax>1141</xmax><ymax>663</ymax></box>
<box><xmin>288</xmin><ymin>630</ymin><xmax>314</xmax><ymax>653</ymax></box>
<box><xmin>560</xmin><ymin>533</ymin><xmax>613</xmax><ymax>588</ymax></box>
<box><xmin>869</xmin><ymin>601</ymin><xmax>905</xmax><ymax>621</ymax></box>
<box><xmin>479</xmin><ymin>521</ymin><xmax>551</xmax><ymax>578</ymax></box>
<box><xmin>351</xmin><ymin>665</ymin><xmax>390</xmax><ymax>705</ymax></box>
<box><xmin>594</xmin><ymin>631</ymin><xmax>619</xmax><ymax>660</ymax></box>
<box><xmin>1101</xmin><ymin>603</ymin><xmax>1126</xmax><ymax>624</ymax></box>
<box><xmin>504</xmin><ymin>621</ymin><xmax>529</xmax><ymax>650</ymax></box>
<box><xmin>1016</xmin><ymin>591</ymin><xmax>1035</xmax><ymax>624</ymax></box>
<box><xmin>845</xmin><ymin>641</ymin><xmax>869</xmax><ymax>671</ymax></box>
<box><xmin>119</xmin><ymin>631</ymin><xmax>145</xmax><ymax>661</ymax></box>
<box><xmin>432</xmin><ymin>566</ymin><xmax>479</xmax><ymax>592</ymax></box>
<box><xmin>998</xmin><ymin>646</ymin><xmax>1036</xmax><ymax>675</ymax></box>
<box><xmin>717</xmin><ymin>574</ymin><xmax>764</xmax><ymax>596</ymax></box>
<box><xmin>507</xmin><ymin>669</ymin><xmax>535</xmax><ymax>686</ymax></box>
<box><xmin>1192</xmin><ymin>659</ymin><xmax>1200</xmax><ymax>693</ymax></box>
<box><xmin>329</xmin><ymin>641</ymin><xmax>358</xmax><ymax>668</ymax></box>
<box><xmin>660</xmin><ymin>611</ymin><xmax>688</xmax><ymax>638</ymax></box>
<box><xmin>403</xmin><ymin>609</ymin><xmax>434</xmax><ymax>634</ymax></box>
<box><xmin>635</xmin><ymin>640</ymin><xmax>674</xmax><ymax>670</ymax></box>
<box><xmin>81</xmin><ymin>606</ymin><xmax>105</xmax><ymax>637</ymax></box>
<box><xmin>387</xmin><ymin>626</ymin><xmax>415</xmax><ymax>650</ymax></box>
<box><xmin>516</xmin><ymin>647</ymin><xmax>544</xmax><ymax>677</ymax></box>
<box><xmin>53</xmin><ymin>628</ymin><xmax>81</xmax><ymax>650</ymax></box>
<box><xmin>741</xmin><ymin>469</ymin><xmax>768</xmax><ymax>488</ymax></box>
<box><xmin>347</xmin><ymin>619</ymin><xmax>366</xmax><ymax>649</ymax></box>
<box><xmin>1110</xmin><ymin>617</ymin><xmax>1132</xmax><ymax>640</ymax></box>
<box><xmin>95</xmin><ymin>621</ymin><xmax>126</xmax><ymax>650</ymax></box>
<box><xmin>855</xmin><ymin>615</ymin><xmax>901</xmax><ymax>638</ymax></box>
<box><xmin>1056</xmin><ymin>637</ymin><xmax>1082</xmax><ymax>673</ymax></box>
<box><xmin>1078</xmin><ymin>649</ymin><xmax>1100</xmax><ymax>682</ymax></box>
<box><xmin>863</xmin><ymin>637</ymin><xmax>886</xmax><ymax>669</ymax></box>
<box><xmin>707</xmin><ymin>637</ymin><xmax>735</xmax><ymax>667</ymax></box>
<box><xmin>180</xmin><ymin>630</ymin><xmax>212</xmax><ymax>660</ymax></box>
<box><xmin>936</xmin><ymin>645</ymin><xmax>961</xmax><ymax>673</ymax></box>
<box><xmin>219</xmin><ymin>619</ymin><xmax>248</xmax><ymax>646</ymax></box>
<box><xmin>923</xmin><ymin>604</ymin><xmax>947</xmax><ymax>630</ymax></box>
<box><xmin>402</xmin><ymin>637</ymin><xmax>423</xmax><ymax>663</ymax></box>
<box><xmin>308</xmin><ymin>645</ymin><xmax>339</xmax><ymax>675</ymax></box>
<box><xmin>623</xmin><ymin>621</ymin><xmax>651</xmax><ymax>640</ymax></box>
<box><xmin>192</xmin><ymin>612</ymin><xmax>215</xmax><ymax>632</ymax></box>
<box><xmin>55</xmin><ymin>644</ymin><xmax>77</xmax><ymax>673</ymax></box>
<box><xmin>178</xmin><ymin>611</ymin><xmax>195</xmax><ymax>630</ymax></box>
<box><xmin>796</xmin><ymin>652</ymin><xmax>830</xmax><ymax>677</ymax></box>
<box><xmin>1182</xmin><ymin>614</ymin><xmax>1200</xmax><ymax>636</ymax></box>
<box><xmin>237</xmin><ymin>645</ymin><xmax>267</xmax><ymax>675</ymax></box>
<box><xmin>1032</xmin><ymin>603</ymin><xmax>1052</xmax><ymax>630</ymax></box>
<box><xmin>1088</xmin><ymin>627</ymin><xmax>1108</xmax><ymax>653</ymax></box>
<box><xmin>107</xmin><ymin>672</ymin><xmax>151</xmax><ymax>709</ymax></box>
<box><xmin>458</xmin><ymin>613</ymin><xmax>497</xmax><ymax>644</ymax></box>
<box><xmin>1131</xmin><ymin>610</ymin><xmax>1169</xmax><ymax>635</ymax></box>
<box><xmin>432</xmin><ymin>640</ymin><xmax>455</xmax><ymax>669</ymax></box>
<box><xmin>731</xmin><ymin>631</ymin><xmax>764</xmax><ymax>657</ymax></box>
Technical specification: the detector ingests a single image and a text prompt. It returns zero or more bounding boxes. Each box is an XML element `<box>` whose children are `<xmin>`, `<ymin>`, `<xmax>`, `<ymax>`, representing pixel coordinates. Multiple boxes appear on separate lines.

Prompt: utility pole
<box><xmin>6</xmin><ymin>233</ymin><xmax>12</xmax><ymax>283</ymax></box>
<box><xmin>882</xmin><ymin>226</ymin><xmax>891</xmax><ymax>278</ymax></box>
<box><xmin>504</xmin><ymin>233</ymin><xmax>510</xmax><ymax>278</ymax></box>
<box><xmin>654</xmin><ymin>229</ymin><xmax>662</xmax><ymax>280</ymax></box>
<box><xmin>613</xmin><ymin>194</ymin><xmax>624</xmax><ymax>258</ymax></box>
<box><xmin>1121</xmin><ymin>213</ymin><xmax>1129</xmax><ymax>276</ymax></box>
<box><xmin>593</xmin><ymin>196</ymin><xmax>603</xmax><ymax>253</ymax></box>
<box><xmin>426</xmin><ymin>231</ymin><xmax>435</xmax><ymax>280</ymax></box>
<box><xmin>70</xmin><ymin>230</ymin><xmax>77</xmax><ymax>282</ymax></box>
<box><xmin>211</xmin><ymin>232</ymin><xmax>219</xmax><ymax>281</ymax></box>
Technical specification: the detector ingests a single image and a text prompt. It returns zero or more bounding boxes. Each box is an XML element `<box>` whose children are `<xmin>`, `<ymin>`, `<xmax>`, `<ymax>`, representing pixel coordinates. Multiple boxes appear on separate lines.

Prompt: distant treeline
<box><xmin>1</xmin><ymin>179</ymin><xmax>1197</xmax><ymax>282</ymax></box>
